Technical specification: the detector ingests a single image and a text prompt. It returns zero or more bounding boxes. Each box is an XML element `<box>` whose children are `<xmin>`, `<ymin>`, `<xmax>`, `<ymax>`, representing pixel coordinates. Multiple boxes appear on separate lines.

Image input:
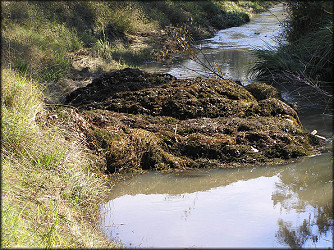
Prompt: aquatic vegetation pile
<box><xmin>63</xmin><ymin>68</ymin><xmax>323</xmax><ymax>173</ymax></box>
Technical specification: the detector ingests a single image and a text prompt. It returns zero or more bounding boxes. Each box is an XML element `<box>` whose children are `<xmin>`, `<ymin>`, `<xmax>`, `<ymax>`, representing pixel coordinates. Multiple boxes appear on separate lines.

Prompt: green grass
<box><xmin>250</xmin><ymin>24</ymin><xmax>333</xmax><ymax>82</ymax></box>
<box><xmin>249</xmin><ymin>2</ymin><xmax>333</xmax><ymax>103</ymax></box>
<box><xmin>1</xmin><ymin>68</ymin><xmax>119</xmax><ymax>248</ymax></box>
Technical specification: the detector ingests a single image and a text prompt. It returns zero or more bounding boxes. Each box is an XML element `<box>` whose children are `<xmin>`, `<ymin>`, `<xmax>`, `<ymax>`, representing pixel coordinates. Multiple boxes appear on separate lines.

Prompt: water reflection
<box><xmin>169</xmin><ymin>48</ymin><xmax>255</xmax><ymax>82</ymax></box>
<box><xmin>100</xmin><ymin>153</ymin><xmax>333</xmax><ymax>248</ymax></box>
<box><xmin>273</xmin><ymin>154</ymin><xmax>333</xmax><ymax>248</ymax></box>
<box><xmin>139</xmin><ymin>44</ymin><xmax>257</xmax><ymax>83</ymax></box>
<box><xmin>276</xmin><ymin>202</ymin><xmax>333</xmax><ymax>249</ymax></box>
<box><xmin>202</xmin><ymin>4</ymin><xmax>287</xmax><ymax>50</ymax></box>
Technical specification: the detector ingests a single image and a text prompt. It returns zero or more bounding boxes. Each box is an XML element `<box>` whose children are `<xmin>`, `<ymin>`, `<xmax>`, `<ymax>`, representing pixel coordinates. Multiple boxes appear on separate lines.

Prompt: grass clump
<box><xmin>249</xmin><ymin>1</ymin><xmax>333</xmax><ymax>110</ymax></box>
<box><xmin>250</xmin><ymin>28</ymin><xmax>333</xmax><ymax>89</ymax></box>
<box><xmin>1</xmin><ymin>68</ymin><xmax>119</xmax><ymax>248</ymax></box>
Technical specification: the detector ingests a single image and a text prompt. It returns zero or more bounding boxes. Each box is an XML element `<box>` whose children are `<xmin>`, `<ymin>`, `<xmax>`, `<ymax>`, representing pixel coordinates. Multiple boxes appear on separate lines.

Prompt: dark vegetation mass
<box><xmin>63</xmin><ymin>68</ymin><xmax>323</xmax><ymax>174</ymax></box>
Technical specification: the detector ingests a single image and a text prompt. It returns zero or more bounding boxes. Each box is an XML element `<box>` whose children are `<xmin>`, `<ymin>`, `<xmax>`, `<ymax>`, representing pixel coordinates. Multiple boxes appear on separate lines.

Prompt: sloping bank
<box><xmin>62</xmin><ymin>68</ymin><xmax>324</xmax><ymax>174</ymax></box>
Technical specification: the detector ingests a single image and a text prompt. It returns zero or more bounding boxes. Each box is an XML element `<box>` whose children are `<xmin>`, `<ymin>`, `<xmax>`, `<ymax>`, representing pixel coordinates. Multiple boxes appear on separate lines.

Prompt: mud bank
<box><xmin>64</xmin><ymin>68</ymin><xmax>323</xmax><ymax>173</ymax></box>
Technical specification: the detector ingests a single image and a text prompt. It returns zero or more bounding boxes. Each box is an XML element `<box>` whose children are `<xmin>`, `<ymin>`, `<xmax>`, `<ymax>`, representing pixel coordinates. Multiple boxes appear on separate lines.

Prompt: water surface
<box><xmin>101</xmin><ymin>153</ymin><xmax>333</xmax><ymax>248</ymax></box>
<box><xmin>138</xmin><ymin>4</ymin><xmax>287</xmax><ymax>83</ymax></box>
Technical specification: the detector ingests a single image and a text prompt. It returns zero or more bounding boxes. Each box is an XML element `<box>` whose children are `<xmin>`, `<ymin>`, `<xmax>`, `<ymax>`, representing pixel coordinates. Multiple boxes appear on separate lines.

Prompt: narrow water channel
<box><xmin>139</xmin><ymin>3</ymin><xmax>287</xmax><ymax>83</ymax></box>
<box><xmin>100</xmin><ymin>4</ymin><xmax>333</xmax><ymax>248</ymax></box>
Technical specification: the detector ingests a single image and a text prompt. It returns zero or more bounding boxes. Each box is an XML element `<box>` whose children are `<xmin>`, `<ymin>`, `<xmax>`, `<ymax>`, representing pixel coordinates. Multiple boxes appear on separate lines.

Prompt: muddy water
<box><xmin>139</xmin><ymin>4</ymin><xmax>287</xmax><ymax>83</ymax></box>
<box><xmin>101</xmin><ymin>4</ymin><xmax>333</xmax><ymax>248</ymax></box>
<box><xmin>101</xmin><ymin>153</ymin><xmax>332</xmax><ymax>248</ymax></box>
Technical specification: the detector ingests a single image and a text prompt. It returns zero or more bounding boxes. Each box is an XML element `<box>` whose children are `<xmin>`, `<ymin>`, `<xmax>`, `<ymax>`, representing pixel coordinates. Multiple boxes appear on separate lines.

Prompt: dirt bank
<box><xmin>62</xmin><ymin>68</ymin><xmax>323</xmax><ymax>173</ymax></box>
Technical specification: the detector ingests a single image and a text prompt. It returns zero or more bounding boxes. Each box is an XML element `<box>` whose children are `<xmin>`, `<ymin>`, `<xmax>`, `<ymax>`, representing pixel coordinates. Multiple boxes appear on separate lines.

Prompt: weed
<box><xmin>1</xmin><ymin>68</ymin><xmax>118</xmax><ymax>248</ymax></box>
<box><xmin>1</xmin><ymin>198</ymin><xmax>36</xmax><ymax>247</ymax></box>
<box><xmin>249</xmin><ymin>1</ymin><xmax>333</xmax><ymax>108</ymax></box>
<box><xmin>13</xmin><ymin>60</ymin><xmax>29</xmax><ymax>76</ymax></box>
<box><xmin>40</xmin><ymin>53</ymin><xmax>72</xmax><ymax>83</ymax></box>
<box><xmin>156</xmin><ymin>25</ymin><xmax>227</xmax><ymax>79</ymax></box>
<box><xmin>94</xmin><ymin>38</ymin><xmax>112</xmax><ymax>59</ymax></box>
